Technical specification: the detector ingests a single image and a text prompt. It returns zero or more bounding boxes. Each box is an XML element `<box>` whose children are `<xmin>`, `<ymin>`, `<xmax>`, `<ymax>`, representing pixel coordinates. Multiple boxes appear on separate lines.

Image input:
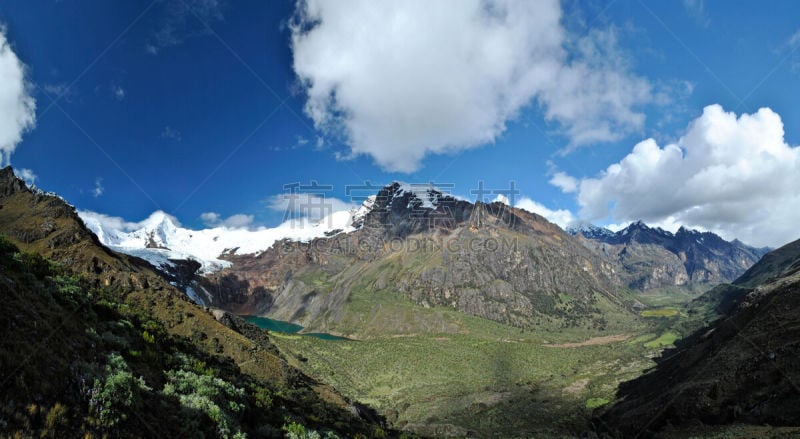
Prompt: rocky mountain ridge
<box><xmin>197</xmin><ymin>182</ymin><xmax>628</xmax><ymax>333</ymax></box>
<box><xmin>569</xmin><ymin>220</ymin><xmax>769</xmax><ymax>290</ymax></box>
<box><xmin>78</xmin><ymin>178</ymin><xmax>769</xmax><ymax>336</ymax></box>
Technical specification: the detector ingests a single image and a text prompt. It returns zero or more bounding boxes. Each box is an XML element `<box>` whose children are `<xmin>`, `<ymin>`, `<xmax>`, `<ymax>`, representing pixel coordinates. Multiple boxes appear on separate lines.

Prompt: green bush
<box><xmin>162</xmin><ymin>369</ymin><xmax>246</xmax><ymax>439</ymax></box>
<box><xmin>282</xmin><ymin>421</ymin><xmax>340</xmax><ymax>439</ymax></box>
<box><xmin>87</xmin><ymin>353</ymin><xmax>150</xmax><ymax>429</ymax></box>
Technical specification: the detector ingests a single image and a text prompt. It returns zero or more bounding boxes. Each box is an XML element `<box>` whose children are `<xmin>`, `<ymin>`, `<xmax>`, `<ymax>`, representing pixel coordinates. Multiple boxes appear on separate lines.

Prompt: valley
<box><xmin>4</xmin><ymin>3</ymin><xmax>800</xmax><ymax>437</ymax></box>
<box><xmin>78</xmin><ymin>177</ymin><xmax>782</xmax><ymax>437</ymax></box>
<box><xmin>247</xmin><ymin>282</ymin><xmax>713</xmax><ymax>437</ymax></box>
<box><xmin>2</xmin><ymin>168</ymin><xmax>797</xmax><ymax>438</ymax></box>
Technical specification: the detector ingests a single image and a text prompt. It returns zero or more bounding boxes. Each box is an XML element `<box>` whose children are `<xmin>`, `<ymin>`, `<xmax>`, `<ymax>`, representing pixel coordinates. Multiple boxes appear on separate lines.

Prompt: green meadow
<box><xmin>267</xmin><ymin>285</ymin><xmax>703</xmax><ymax>437</ymax></box>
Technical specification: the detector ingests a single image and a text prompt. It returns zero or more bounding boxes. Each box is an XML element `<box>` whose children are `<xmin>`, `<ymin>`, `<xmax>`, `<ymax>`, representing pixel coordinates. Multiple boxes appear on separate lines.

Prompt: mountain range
<box><xmin>568</xmin><ymin>221</ymin><xmax>770</xmax><ymax>290</ymax></box>
<box><xmin>81</xmin><ymin>180</ymin><xmax>768</xmax><ymax>336</ymax></box>
<box><xmin>4</xmin><ymin>165</ymin><xmax>799</xmax><ymax>437</ymax></box>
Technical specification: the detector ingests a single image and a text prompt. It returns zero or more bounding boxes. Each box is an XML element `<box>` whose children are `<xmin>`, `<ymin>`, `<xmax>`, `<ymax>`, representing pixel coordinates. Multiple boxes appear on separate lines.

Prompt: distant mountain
<box><xmin>80</xmin><ymin>208</ymin><xmax>355</xmax><ymax>274</ymax></box>
<box><xmin>597</xmin><ymin>237</ymin><xmax>800</xmax><ymax>436</ymax></box>
<box><xmin>569</xmin><ymin>220</ymin><xmax>769</xmax><ymax>290</ymax></box>
<box><xmin>565</xmin><ymin>222</ymin><xmax>616</xmax><ymax>240</ymax></box>
<box><xmin>199</xmin><ymin>182</ymin><xmax>632</xmax><ymax>333</ymax></box>
<box><xmin>80</xmin><ymin>178</ymin><xmax>769</xmax><ymax>334</ymax></box>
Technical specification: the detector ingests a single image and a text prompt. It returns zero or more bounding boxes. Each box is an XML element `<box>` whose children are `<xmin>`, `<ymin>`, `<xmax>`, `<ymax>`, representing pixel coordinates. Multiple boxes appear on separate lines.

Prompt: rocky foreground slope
<box><xmin>0</xmin><ymin>167</ymin><xmax>394</xmax><ymax>437</ymax></box>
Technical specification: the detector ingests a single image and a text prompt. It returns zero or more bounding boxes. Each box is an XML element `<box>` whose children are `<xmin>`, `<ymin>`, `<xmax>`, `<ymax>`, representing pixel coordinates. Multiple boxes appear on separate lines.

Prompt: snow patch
<box><xmin>80</xmin><ymin>208</ymin><xmax>357</xmax><ymax>273</ymax></box>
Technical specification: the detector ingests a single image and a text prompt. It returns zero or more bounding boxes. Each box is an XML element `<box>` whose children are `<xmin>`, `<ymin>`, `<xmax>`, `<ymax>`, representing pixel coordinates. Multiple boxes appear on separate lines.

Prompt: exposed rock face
<box><xmin>597</xmin><ymin>238</ymin><xmax>800</xmax><ymax>436</ymax></box>
<box><xmin>203</xmin><ymin>182</ymin><xmax>627</xmax><ymax>330</ymax></box>
<box><xmin>570</xmin><ymin>221</ymin><xmax>769</xmax><ymax>290</ymax></box>
<box><xmin>0</xmin><ymin>167</ymin><xmax>167</xmax><ymax>291</ymax></box>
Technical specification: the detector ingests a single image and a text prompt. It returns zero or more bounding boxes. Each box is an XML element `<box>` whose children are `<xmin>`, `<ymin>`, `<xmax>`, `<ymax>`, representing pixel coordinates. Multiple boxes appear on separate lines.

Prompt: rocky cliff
<box><xmin>569</xmin><ymin>221</ymin><xmax>768</xmax><ymax>290</ymax></box>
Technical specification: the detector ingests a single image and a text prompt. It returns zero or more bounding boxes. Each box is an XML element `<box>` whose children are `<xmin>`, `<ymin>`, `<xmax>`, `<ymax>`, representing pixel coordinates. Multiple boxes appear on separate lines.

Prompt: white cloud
<box><xmin>515</xmin><ymin>197</ymin><xmax>576</xmax><ymax>229</ymax></box>
<box><xmin>13</xmin><ymin>167</ymin><xmax>37</xmax><ymax>186</ymax></box>
<box><xmin>784</xmin><ymin>29</ymin><xmax>800</xmax><ymax>73</ymax></box>
<box><xmin>92</xmin><ymin>177</ymin><xmax>104</xmax><ymax>197</ymax></box>
<box><xmin>0</xmin><ymin>28</ymin><xmax>36</xmax><ymax>165</ymax></box>
<box><xmin>541</xmin><ymin>28</ymin><xmax>652</xmax><ymax>150</ymax></box>
<box><xmin>43</xmin><ymin>83</ymin><xmax>72</xmax><ymax>100</ymax></box>
<box><xmin>574</xmin><ymin>104</ymin><xmax>800</xmax><ymax>247</ymax></box>
<box><xmin>495</xmin><ymin>193</ymin><xmax>576</xmax><ymax>229</ymax></box>
<box><xmin>549</xmin><ymin>171</ymin><xmax>578</xmax><ymax>193</ymax></box>
<box><xmin>290</xmin><ymin>0</ymin><xmax>653</xmax><ymax>172</ymax></box>
<box><xmin>266</xmin><ymin>193</ymin><xmax>356</xmax><ymax>223</ymax></box>
<box><xmin>200</xmin><ymin>212</ymin><xmax>255</xmax><ymax>229</ymax></box>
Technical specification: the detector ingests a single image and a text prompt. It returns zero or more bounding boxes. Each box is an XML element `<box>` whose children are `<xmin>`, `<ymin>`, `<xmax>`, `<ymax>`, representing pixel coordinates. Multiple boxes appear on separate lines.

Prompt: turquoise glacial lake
<box><xmin>243</xmin><ymin>316</ymin><xmax>349</xmax><ymax>341</ymax></box>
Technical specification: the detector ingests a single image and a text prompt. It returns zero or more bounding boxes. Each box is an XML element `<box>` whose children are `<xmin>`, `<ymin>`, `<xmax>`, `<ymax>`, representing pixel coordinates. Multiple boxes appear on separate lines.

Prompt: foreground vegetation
<box><xmin>0</xmin><ymin>235</ymin><xmax>391</xmax><ymax>438</ymax></box>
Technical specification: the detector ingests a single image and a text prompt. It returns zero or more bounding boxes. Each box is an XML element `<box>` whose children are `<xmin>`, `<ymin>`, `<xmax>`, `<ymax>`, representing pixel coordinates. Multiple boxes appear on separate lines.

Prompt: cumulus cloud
<box><xmin>0</xmin><ymin>28</ymin><xmax>36</xmax><ymax>165</ymax></box>
<box><xmin>13</xmin><ymin>167</ymin><xmax>37</xmax><ymax>186</ymax></box>
<box><xmin>783</xmin><ymin>29</ymin><xmax>800</xmax><ymax>74</ymax></box>
<box><xmin>573</xmin><ymin>104</ymin><xmax>800</xmax><ymax>247</ymax></box>
<box><xmin>266</xmin><ymin>193</ymin><xmax>355</xmax><ymax>223</ymax></box>
<box><xmin>549</xmin><ymin>171</ymin><xmax>578</xmax><ymax>193</ymax></box>
<box><xmin>494</xmin><ymin>193</ymin><xmax>576</xmax><ymax>229</ymax></box>
<box><xmin>161</xmin><ymin>125</ymin><xmax>182</xmax><ymax>141</ymax></box>
<box><xmin>290</xmin><ymin>0</ymin><xmax>653</xmax><ymax>172</ymax></box>
<box><xmin>112</xmin><ymin>85</ymin><xmax>125</xmax><ymax>100</ymax></box>
<box><xmin>200</xmin><ymin>212</ymin><xmax>255</xmax><ymax>229</ymax></box>
<box><xmin>515</xmin><ymin>197</ymin><xmax>576</xmax><ymax>229</ymax></box>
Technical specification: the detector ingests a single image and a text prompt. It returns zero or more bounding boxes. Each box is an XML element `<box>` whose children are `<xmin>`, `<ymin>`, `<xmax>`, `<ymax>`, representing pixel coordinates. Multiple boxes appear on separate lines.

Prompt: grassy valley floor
<box><xmin>265</xmin><ymin>286</ymin><xmax>704</xmax><ymax>437</ymax></box>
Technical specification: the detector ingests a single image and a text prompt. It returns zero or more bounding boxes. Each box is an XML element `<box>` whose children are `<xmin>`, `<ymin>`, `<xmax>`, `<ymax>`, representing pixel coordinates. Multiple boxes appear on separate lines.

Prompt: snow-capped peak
<box><xmin>79</xmin><ymin>207</ymin><xmax>356</xmax><ymax>274</ymax></box>
<box><xmin>389</xmin><ymin>181</ymin><xmax>442</xmax><ymax>210</ymax></box>
<box><xmin>566</xmin><ymin>222</ymin><xmax>615</xmax><ymax>239</ymax></box>
<box><xmin>350</xmin><ymin>195</ymin><xmax>377</xmax><ymax>228</ymax></box>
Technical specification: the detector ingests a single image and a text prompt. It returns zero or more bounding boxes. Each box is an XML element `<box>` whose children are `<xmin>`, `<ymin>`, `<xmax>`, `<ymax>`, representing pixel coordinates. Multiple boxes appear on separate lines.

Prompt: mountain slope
<box><xmin>0</xmin><ymin>166</ymin><xmax>395</xmax><ymax>438</ymax></box>
<box><xmin>201</xmin><ymin>182</ymin><xmax>634</xmax><ymax>335</ymax></box>
<box><xmin>569</xmin><ymin>221</ymin><xmax>768</xmax><ymax>290</ymax></box>
<box><xmin>597</xmin><ymin>238</ymin><xmax>800</xmax><ymax>437</ymax></box>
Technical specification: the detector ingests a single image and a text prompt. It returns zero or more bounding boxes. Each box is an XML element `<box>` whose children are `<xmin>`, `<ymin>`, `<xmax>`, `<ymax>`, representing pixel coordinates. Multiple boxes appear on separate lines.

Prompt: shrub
<box><xmin>87</xmin><ymin>353</ymin><xmax>149</xmax><ymax>429</ymax></box>
<box><xmin>162</xmin><ymin>369</ymin><xmax>246</xmax><ymax>439</ymax></box>
<box><xmin>282</xmin><ymin>421</ymin><xmax>340</xmax><ymax>439</ymax></box>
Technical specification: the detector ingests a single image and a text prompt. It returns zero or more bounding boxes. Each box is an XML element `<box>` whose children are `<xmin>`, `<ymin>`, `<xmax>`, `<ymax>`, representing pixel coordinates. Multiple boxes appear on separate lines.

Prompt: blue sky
<box><xmin>1</xmin><ymin>0</ymin><xmax>799</xmax><ymax>247</ymax></box>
